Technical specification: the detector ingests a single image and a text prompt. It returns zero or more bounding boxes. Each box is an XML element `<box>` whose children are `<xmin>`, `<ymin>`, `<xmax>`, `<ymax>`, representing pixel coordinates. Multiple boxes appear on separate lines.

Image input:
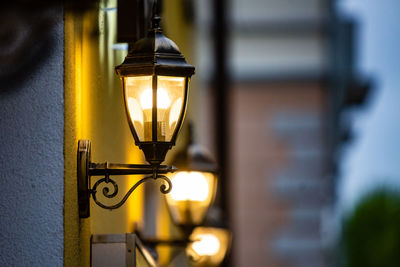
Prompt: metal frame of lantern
<box><xmin>77</xmin><ymin>10</ymin><xmax>194</xmax><ymax>218</ymax></box>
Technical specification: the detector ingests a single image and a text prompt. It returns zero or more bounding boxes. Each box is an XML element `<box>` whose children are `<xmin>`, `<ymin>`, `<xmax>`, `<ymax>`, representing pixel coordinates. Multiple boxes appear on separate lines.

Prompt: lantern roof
<box><xmin>170</xmin><ymin>125</ymin><xmax>218</xmax><ymax>173</ymax></box>
<box><xmin>115</xmin><ymin>16</ymin><xmax>195</xmax><ymax>77</ymax></box>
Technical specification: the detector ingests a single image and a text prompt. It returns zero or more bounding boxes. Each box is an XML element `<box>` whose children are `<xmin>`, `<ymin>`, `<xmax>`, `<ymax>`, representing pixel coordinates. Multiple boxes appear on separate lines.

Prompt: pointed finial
<box><xmin>151</xmin><ymin>0</ymin><xmax>162</xmax><ymax>31</ymax></box>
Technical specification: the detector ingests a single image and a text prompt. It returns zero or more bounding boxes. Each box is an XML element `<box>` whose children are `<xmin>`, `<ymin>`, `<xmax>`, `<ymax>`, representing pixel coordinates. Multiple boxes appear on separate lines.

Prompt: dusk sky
<box><xmin>337</xmin><ymin>0</ymin><xmax>400</xmax><ymax>213</ymax></box>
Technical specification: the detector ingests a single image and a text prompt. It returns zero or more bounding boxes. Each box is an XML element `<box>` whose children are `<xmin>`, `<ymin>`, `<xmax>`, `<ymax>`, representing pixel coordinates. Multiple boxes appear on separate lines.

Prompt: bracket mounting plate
<box><xmin>77</xmin><ymin>139</ymin><xmax>91</xmax><ymax>218</ymax></box>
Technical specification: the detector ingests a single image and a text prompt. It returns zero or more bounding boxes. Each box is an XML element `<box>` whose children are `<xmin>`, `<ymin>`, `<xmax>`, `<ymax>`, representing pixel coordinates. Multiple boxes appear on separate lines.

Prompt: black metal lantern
<box><xmin>115</xmin><ymin>14</ymin><xmax>195</xmax><ymax>166</ymax></box>
<box><xmin>76</xmin><ymin>10</ymin><xmax>194</xmax><ymax>218</ymax></box>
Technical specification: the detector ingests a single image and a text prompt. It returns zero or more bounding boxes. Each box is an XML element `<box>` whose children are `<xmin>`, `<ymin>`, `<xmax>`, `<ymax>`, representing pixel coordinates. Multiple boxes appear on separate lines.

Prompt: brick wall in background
<box><xmin>229</xmin><ymin>83</ymin><xmax>333</xmax><ymax>267</ymax></box>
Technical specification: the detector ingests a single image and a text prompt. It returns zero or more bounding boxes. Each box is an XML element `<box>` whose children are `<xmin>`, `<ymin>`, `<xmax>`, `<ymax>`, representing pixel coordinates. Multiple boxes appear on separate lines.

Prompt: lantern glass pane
<box><xmin>125</xmin><ymin>76</ymin><xmax>153</xmax><ymax>141</ymax></box>
<box><xmin>165</xmin><ymin>171</ymin><xmax>217</xmax><ymax>226</ymax></box>
<box><xmin>156</xmin><ymin>76</ymin><xmax>186</xmax><ymax>142</ymax></box>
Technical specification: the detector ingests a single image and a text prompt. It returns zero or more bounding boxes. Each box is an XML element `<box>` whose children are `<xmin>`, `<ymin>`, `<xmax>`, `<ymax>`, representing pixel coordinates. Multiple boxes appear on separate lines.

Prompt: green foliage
<box><xmin>342</xmin><ymin>189</ymin><xmax>400</xmax><ymax>267</ymax></box>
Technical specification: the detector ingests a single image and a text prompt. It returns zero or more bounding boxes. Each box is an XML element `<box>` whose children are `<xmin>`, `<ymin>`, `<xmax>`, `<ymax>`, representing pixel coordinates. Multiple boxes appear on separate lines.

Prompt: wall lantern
<box><xmin>187</xmin><ymin>227</ymin><xmax>231</xmax><ymax>267</ymax></box>
<box><xmin>136</xmin><ymin>226</ymin><xmax>231</xmax><ymax>267</ymax></box>
<box><xmin>77</xmin><ymin>9</ymin><xmax>195</xmax><ymax>218</ymax></box>
<box><xmin>165</xmin><ymin>125</ymin><xmax>218</xmax><ymax>231</ymax></box>
<box><xmin>115</xmin><ymin>13</ymin><xmax>195</xmax><ymax>166</ymax></box>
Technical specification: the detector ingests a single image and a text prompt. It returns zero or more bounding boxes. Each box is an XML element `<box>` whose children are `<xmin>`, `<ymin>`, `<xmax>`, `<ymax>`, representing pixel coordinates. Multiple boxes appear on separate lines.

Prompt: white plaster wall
<box><xmin>0</xmin><ymin>10</ymin><xmax>64</xmax><ymax>266</ymax></box>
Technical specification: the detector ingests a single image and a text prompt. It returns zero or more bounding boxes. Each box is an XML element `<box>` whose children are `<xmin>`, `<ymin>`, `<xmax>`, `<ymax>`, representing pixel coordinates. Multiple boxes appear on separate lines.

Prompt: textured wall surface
<box><xmin>64</xmin><ymin>3</ymin><xmax>144</xmax><ymax>265</ymax></box>
<box><xmin>0</xmin><ymin>10</ymin><xmax>64</xmax><ymax>266</ymax></box>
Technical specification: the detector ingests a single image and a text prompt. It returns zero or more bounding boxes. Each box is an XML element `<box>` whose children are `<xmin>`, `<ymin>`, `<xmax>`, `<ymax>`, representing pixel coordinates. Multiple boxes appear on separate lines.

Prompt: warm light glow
<box><xmin>169</xmin><ymin>98</ymin><xmax>183</xmax><ymax>127</ymax></box>
<box><xmin>125</xmin><ymin>76</ymin><xmax>185</xmax><ymax>142</ymax></box>
<box><xmin>128</xmin><ymin>87</ymin><xmax>173</xmax><ymax>141</ymax></box>
<box><xmin>165</xmin><ymin>171</ymin><xmax>216</xmax><ymax>226</ymax></box>
<box><xmin>187</xmin><ymin>227</ymin><xmax>232</xmax><ymax>266</ymax></box>
<box><xmin>139</xmin><ymin>88</ymin><xmax>171</xmax><ymax>110</ymax></box>
<box><xmin>128</xmin><ymin>98</ymin><xmax>144</xmax><ymax>124</ymax></box>
<box><xmin>191</xmin><ymin>234</ymin><xmax>220</xmax><ymax>256</ymax></box>
<box><xmin>170</xmin><ymin>172</ymin><xmax>209</xmax><ymax>201</ymax></box>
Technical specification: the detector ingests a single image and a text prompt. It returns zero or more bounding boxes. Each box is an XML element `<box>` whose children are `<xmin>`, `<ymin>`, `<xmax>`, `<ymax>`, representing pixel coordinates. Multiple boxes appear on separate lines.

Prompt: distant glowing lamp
<box><xmin>166</xmin><ymin>170</ymin><xmax>216</xmax><ymax>227</ymax></box>
<box><xmin>164</xmin><ymin>126</ymin><xmax>218</xmax><ymax>229</ymax></box>
<box><xmin>187</xmin><ymin>227</ymin><xmax>232</xmax><ymax>267</ymax></box>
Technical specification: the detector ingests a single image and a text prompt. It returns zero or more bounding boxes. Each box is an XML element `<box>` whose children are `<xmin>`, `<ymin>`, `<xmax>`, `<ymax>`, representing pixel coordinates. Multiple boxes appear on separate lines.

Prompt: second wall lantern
<box><xmin>165</xmin><ymin>126</ymin><xmax>218</xmax><ymax>231</ymax></box>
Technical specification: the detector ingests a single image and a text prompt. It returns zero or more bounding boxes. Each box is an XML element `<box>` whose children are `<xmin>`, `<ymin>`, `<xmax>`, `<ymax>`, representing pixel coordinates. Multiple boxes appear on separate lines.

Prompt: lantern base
<box><xmin>140</xmin><ymin>142</ymin><xmax>172</xmax><ymax>165</ymax></box>
<box><xmin>77</xmin><ymin>139</ymin><xmax>91</xmax><ymax>218</ymax></box>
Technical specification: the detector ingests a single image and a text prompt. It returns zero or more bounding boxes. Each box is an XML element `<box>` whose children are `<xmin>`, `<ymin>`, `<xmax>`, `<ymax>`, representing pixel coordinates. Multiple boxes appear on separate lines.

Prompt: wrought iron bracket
<box><xmin>77</xmin><ymin>139</ymin><xmax>176</xmax><ymax>218</ymax></box>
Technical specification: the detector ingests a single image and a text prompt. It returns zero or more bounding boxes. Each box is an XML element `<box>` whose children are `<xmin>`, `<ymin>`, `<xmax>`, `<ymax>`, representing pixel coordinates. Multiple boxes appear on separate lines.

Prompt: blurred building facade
<box><xmin>194</xmin><ymin>0</ymin><xmax>369</xmax><ymax>266</ymax></box>
<box><xmin>229</xmin><ymin>1</ymin><xmax>335</xmax><ymax>266</ymax></box>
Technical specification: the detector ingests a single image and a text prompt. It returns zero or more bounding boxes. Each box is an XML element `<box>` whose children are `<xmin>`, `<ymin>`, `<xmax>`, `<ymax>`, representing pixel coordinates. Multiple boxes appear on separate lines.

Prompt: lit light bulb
<box><xmin>139</xmin><ymin>88</ymin><xmax>171</xmax><ymax>109</ymax></box>
<box><xmin>135</xmin><ymin>88</ymin><xmax>172</xmax><ymax>141</ymax></box>
<box><xmin>192</xmin><ymin>234</ymin><xmax>220</xmax><ymax>256</ymax></box>
<box><xmin>170</xmin><ymin>172</ymin><xmax>209</xmax><ymax>201</ymax></box>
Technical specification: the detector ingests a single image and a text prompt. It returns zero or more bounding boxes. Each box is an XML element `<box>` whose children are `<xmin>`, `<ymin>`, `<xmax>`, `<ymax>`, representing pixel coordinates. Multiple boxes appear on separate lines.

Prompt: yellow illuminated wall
<box><xmin>64</xmin><ymin>1</ymin><xmax>144</xmax><ymax>266</ymax></box>
<box><xmin>64</xmin><ymin>0</ymin><xmax>197</xmax><ymax>266</ymax></box>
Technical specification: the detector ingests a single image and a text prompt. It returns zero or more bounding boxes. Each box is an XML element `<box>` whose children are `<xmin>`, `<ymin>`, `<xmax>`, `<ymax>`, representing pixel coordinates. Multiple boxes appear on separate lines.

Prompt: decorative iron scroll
<box><xmin>91</xmin><ymin>174</ymin><xmax>172</xmax><ymax>210</ymax></box>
